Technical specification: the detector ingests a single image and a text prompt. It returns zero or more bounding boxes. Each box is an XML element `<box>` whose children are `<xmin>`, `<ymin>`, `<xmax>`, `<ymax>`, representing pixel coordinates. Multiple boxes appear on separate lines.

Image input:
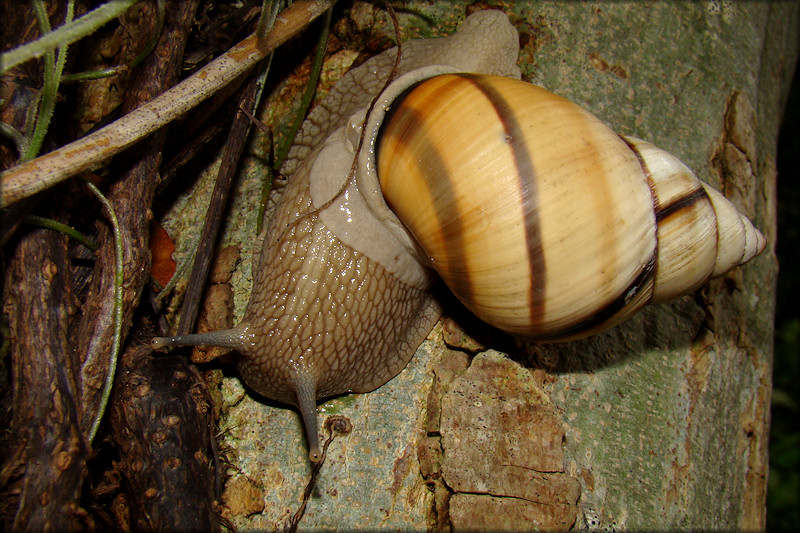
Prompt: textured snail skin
<box><xmin>151</xmin><ymin>11</ymin><xmax>522</xmax><ymax>461</ymax></box>
<box><xmin>151</xmin><ymin>11</ymin><xmax>765</xmax><ymax>461</ymax></box>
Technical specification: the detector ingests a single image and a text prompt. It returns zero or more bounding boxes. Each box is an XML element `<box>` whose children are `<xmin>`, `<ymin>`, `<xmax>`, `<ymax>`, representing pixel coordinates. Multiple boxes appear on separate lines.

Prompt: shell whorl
<box><xmin>364</xmin><ymin>73</ymin><xmax>765</xmax><ymax>341</ymax></box>
<box><xmin>623</xmin><ymin>136</ymin><xmax>766</xmax><ymax>302</ymax></box>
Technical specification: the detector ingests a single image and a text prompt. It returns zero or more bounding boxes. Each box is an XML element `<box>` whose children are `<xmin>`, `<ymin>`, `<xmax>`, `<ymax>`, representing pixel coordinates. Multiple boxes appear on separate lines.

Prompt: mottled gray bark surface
<box><xmin>160</xmin><ymin>1</ymin><xmax>797</xmax><ymax>530</ymax></box>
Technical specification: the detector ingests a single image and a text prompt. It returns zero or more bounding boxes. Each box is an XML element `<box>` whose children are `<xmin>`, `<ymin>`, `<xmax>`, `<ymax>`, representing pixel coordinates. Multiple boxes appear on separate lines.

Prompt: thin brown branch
<box><xmin>285</xmin><ymin>416</ymin><xmax>352</xmax><ymax>532</ymax></box>
<box><xmin>176</xmin><ymin>74</ymin><xmax>261</xmax><ymax>336</ymax></box>
<box><xmin>0</xmin><ymin>0</ymin><xmax>336</xmax><ymax>209</ymax></box>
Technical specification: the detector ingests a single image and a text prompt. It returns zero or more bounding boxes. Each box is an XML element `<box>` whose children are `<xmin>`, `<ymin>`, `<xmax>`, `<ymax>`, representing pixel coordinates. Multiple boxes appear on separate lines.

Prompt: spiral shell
<box><xmin>370</xmin><ymin>73</ymin><xmax>765</xmax><ymax>341</ymax></box>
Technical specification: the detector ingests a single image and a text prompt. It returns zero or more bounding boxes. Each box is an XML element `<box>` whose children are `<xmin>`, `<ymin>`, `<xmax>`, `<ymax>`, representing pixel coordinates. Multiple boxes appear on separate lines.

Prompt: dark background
<box><xmin>770</xmin><ymin>62</ymin><xmax>800</xmax><ymax>531</ymax></box>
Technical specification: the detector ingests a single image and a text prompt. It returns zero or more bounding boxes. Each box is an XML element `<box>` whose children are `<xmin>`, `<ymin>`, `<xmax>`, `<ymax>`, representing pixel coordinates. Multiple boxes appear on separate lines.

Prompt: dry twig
<box><xmin>0</xmin><ymin>0</ymin><xmax>336</xmax><ymax>208</ymax></box>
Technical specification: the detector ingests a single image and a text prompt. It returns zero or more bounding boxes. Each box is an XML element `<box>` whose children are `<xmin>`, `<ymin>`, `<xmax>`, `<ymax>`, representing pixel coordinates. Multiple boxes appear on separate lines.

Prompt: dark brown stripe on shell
<box><xmin>620</xmin><ymin>135</ymin><xmax>661</xmax><ymax>211</ymax></box>
<box><xmin>378</xmin><ymin>77</ymin><xmax>428</xmax><ymax>147</ymax></box>
<box><xmin>622</xmin><ymin>135</ymin><xmax>719</xmax><ymax>296</ymax></box>
<box><xmin>459</xmin><ymin>73</ymin><xmax>546</xmax><ymax>326</ymax></box>
<box><xmin>654</xmin><ymin>187</ymin><xmax>709</xmax><ymax>222</ymax></box>
<box><xmin>524</xmin><ymin>134</ymin><xmax>661</xmax><ymax>341</ymax></box>
<box><xmin>532</xmin><ymin>253</ymin><xmax>657</xmax><ymax>341</ymax></box>
<box><xmin>377</xmin><ymin>75</ymin><xmax>476</xmax><ymax>300</ymax></box>
<box><xmin>621</xmin><ymin>135</ymin><xmax>660</xmax><ymax>303</ymax></box>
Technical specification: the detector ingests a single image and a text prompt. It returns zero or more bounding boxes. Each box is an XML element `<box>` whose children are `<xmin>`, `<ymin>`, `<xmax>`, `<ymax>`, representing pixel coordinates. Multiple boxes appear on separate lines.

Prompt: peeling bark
<box><xmin>437</xmin><ymin>351</ymin><xmax>581</xmax><ymax>531</ymax></box>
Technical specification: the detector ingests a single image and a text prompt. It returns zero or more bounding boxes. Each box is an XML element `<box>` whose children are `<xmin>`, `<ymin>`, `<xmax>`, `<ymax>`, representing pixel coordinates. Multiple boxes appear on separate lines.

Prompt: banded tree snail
<box><xmin>152</xmin><ymin>10</ymin><xmax>765</xmax><ymax>462</ymax></box>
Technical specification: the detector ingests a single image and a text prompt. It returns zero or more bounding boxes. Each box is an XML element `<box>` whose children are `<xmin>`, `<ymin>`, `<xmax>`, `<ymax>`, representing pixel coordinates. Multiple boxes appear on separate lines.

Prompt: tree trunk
<box><xmin>157</xmin><ymin>1</ymin><xmax>796</xmax><ymax>530</ymax></box>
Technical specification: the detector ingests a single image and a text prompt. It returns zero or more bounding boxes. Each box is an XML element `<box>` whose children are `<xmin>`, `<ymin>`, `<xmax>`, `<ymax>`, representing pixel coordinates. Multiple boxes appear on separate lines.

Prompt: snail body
<box><xmin>152</xmin><ymin>11</ymin><xmax>765</xmax><ymax>461</ymax></box>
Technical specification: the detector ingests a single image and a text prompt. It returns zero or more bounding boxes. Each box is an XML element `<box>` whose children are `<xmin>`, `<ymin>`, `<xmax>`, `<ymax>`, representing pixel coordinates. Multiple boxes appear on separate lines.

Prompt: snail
<box><xmin>152</xmin><ymin>11</ymin><xmax>765</xmax><ymax>462</ymax></box>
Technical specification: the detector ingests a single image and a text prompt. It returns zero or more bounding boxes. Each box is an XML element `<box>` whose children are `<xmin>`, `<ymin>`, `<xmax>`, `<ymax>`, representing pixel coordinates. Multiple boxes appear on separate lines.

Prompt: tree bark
<box><xmin>2</xmin><ymin>226</ymin><xmax>86</xmax><ymax>531</ymax></box>
<box><xmin>108</xmin><ymin>345</ymin><xmax>219</xmax><ymax>531</ymax></box>
<box><xmin>156</xmin><ymin>1</ymin><xmax>796</xmax><ymax>530</ymax></box>
<box><xmin>76</xmin><ymin>0</ymin><xmax>199</xmax><ymax>435</ymax></box>
<box><xmin>1</xmin><ymin>1</ymin><xmax>203</xmax><ymax>528</ymax></box>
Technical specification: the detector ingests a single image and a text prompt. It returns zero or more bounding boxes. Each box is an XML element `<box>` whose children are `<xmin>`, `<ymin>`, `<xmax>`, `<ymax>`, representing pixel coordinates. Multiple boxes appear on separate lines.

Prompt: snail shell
<box><xmin>151</xmin><ymin>11</ymin><xmax>765</xmax><ymax>462</ymax></box>
<box><xmin>365</xmin><ymin>73</ymin><xmax>765</xmax><ymax>340</ymax></box>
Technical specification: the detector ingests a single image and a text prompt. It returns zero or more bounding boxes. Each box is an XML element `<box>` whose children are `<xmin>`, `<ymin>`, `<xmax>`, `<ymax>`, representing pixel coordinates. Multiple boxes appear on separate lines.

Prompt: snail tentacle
<box><xmin>291</xmin><ymin>370</ymin><xmax>322</xmax><ymax>462</ymax></box>
<box><xmin>151</xmin><ymin>326</ymin><xmax>248</xmax><ymax>351</ymax></box>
